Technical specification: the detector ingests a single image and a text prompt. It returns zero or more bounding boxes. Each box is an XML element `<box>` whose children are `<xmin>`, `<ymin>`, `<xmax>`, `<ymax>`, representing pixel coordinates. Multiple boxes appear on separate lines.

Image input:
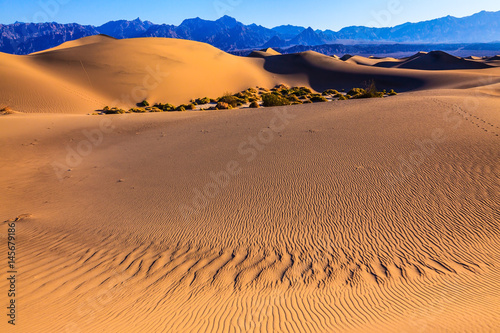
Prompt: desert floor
<box><xmin>1</xmin><ymin>37</ymin><xmax>499</xmax><ymax>332</ymax></box>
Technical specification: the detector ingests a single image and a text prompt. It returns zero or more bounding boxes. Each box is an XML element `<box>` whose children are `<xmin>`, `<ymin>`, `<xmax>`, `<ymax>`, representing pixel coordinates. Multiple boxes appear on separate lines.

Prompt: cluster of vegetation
<box><xmin>98</xmin><ymin>84</ymin><xmax>398</xmax><ymax>115</ymax></box>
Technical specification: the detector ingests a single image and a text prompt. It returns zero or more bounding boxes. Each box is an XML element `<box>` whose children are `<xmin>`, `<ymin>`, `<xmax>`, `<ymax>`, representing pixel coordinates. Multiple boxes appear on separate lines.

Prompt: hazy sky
<box><xmin>1</xmin><ymin>0</ymin><xmax>499</xmax><ymax>30</ymax></box>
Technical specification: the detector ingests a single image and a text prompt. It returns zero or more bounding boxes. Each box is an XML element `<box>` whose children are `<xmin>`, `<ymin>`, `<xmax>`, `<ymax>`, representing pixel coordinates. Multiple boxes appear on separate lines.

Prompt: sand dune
<box><xmin>2</xmin><ymin>37</ymin><xmax>499</xmax><ymax>114</ymax></box>
<box><xmin>374</xmin><ymin>51</ymin><xmax>493</xmax><ymax>70</ymax></box>
<box><xmin>0</xmin><ymin>37</ymin><xmax>499</xmax><ymax>332</ymax></box>
<box><xmin>1</xmin><ymin>36</ymin><xmax>277</xmax><ymax>113</ymax></box>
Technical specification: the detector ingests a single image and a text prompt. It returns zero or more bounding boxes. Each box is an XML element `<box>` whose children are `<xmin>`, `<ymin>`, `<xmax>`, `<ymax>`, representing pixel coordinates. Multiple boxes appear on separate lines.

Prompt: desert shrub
<box><xmin>187</xmin><ymin>103</ymin><xmax>196</xmax><ymax>110</ymax></box>
<box><xmin>271</xmin><ymin>84</ymin><xmax>290</xmax><ymax>92</ymax></box>
<box><xmin>247</xmin><ymin>87</ymin><xmax>258</xmax><ymax>94</ymax></box>
<box><xmin>322</xmin><ymin>89</ymin><xmax>339</xmax><ymax>96</ymax></box>
<box><xmin>286</xmin><ymin>95</ymin><xmax>301</xmax><ymax>103</ymax></box>
<box><xmin>262</xmin><ymin>93</ymin><xmax>291</xmax><ymax>107</ymax></box>
<box><xmin>248</xmin><ymin>97</ymin><xmax>259</xmax><ymax>102</ymax></box>
<box><xmin>149</xmin><ymin>107</ymin><xmax>162</xmax><ymax>112</ymax></box>
<box><xmin>196</xmin><ymin>97</ymin><xmax>211</xmax><ymax>105</ymax></box>
<box><xmin>302</xmin><ymin>100</ymin><xmax>312</xmax><ymax>104</ymax></box>
<box><xmin>129</xmin><ymin>107</ymin><xmax>146</xmax><ymax>113</ymax></box>
<box><xmin>175</xmin><ymin>104</ymin><xmax>191</xmax><ymax>111</ymax></box>
<box><xmin>388</xmin><ymin>89</ymin><xmax>398</xmax><ymax>96</ymax></box>
<box><xmin>103</xmin><ymin>106</ymin><xmax>110</xmax><ymax>111</ymax></box>
<box><xmin>290</xmin><ymin>87</ymin><xmax>312</xmax><ymax>96</ymax></box>
<box><xmin>105</xmin><ymin>107</ymin><xmax>127</xmax><ymax>114</ymax></box>
<box><xmin>154</xmin><ymin>103</ymin><xmax>175</xmax><ymax>111</ymax></box>
<box><xmin>234</xmin><ymin>92</ymin><xmax>251</xmax><ymax>102</ymax></box>
<box><xmin>216</xmin><ymin>102</ymin><xmax>232</xmax><ymax>110</ymax></box>
<box><xmin>348</xmin><ymin>86</ymin><xmax>384</xmax><ymax>99</ymax></box>
<box><xmin>310</xmin><ymin>95</ymin><xmax>328</xmax><ymax>102</ymax></box>
<box><xmin>210</xmin><ymin>98</ymin><xmax>217</xmax><ymax>103</ymax></box>
<box><xmin>249</xmin><ymin>101</ymin><xmax>260</xmax><ymax>108</ymax></box>
<box><xmin>347</xmin><ymin>88</ymin><xmax>366</xmax><ymax>96</ymax></box>
<box><xmin>138</xmin><ymin>100</ymin><xmax>149</xmax><ymax>107</ymax></box>
<box><xmin>218</xmin><ymin>95</ymin><xmax>242</xmax><ymax>107</ymax></box>
<box><xmin>350</xmin><ymin>81</ymin><xmax>384</xmax><ymax>99</ymax></box>
<box><xmin>337</xmin><ymin>94</ymin><xmax>348</xmax><ymax>100</ymax></box>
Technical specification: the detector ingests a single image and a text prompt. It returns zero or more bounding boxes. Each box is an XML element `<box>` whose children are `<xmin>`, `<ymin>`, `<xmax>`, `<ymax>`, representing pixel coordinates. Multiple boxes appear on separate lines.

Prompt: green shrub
<box><xmin>310</xmin><ymin>95</ymin><xmax>328</xmax><ymax>102</ymax></box>
<box><xmin>286</xmin><ymin>95</ymin><xmax>301</xmax><ymax>103</ymax></box>
<box><xmin>347</xmin><ymin>83</ymin><xmax>384</xmax><ymax>99</ymax></box>
<box><xmin>129</xmin><ymin>107</ymin><xmax>146</xmax><ymax>113</ymax></box>
<box><xmin>262</xmin><ymin>94</ymin><xmax>291</xmax><ymax>107</ymax></box>
<box><xmin>347</xmin><ymin>88</ymin><xmax>366</xmax><ymax>96</ymax></box>
<box><xmin>289</xmin><ymin>87</ymin><xmax>312</xmax><ymax>96</ymax></box>
<box><xmin>388</xmin><ymin>89</ymin><xmax>398</xmax><ymax>96</ymax></box>
<box><xmin>138</xmin><ymin>100</ymin><xmax>149</xmax><ymax>107</ymax></box>
<box><xmin>154</xmin><ymin>103</ymin><xmax>176</xmax><ymax>111</ymax></box>
<box><xmin>218</xmin><ymin>95</ymin><xmax>242</xmax><ymax>107</ymax></box>
<box><xmin>196</xmin><ymin>97</ymin><xmax>211</xmax><ymax>105</ymax></box>
<box><xmin>216</xmin><ymin>102</ymin><xmax>232</xmax><ymax>110</ymax></box>
<box><xmin>175</xmin><ymin>104</ymin><xmax>189</xmax><ymax>111</ymax></box>
<box><xmin>105</xmin><ymin>107</ymin><xmax>127</xmax><ymax>114</ymax></box>
<box><xmin>249</xmin><ymin>101</ymin><xmax>260</xmax><ymax>108</ymax></box>
<box><xmin>322</xmin><ymin>89</ymin><xmax>339</xmax><ymax>96</ymax></box>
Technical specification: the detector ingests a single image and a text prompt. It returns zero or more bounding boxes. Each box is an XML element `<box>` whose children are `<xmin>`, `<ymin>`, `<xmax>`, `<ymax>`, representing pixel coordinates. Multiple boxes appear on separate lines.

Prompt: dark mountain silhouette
<box><xmin>1</xmin><ymin>10</ymin><xmax>499</xmax><ymax>55</ymax></box>
<box><xmin>97</xmin><ymin>18</ymin><xmax>154</xmax><ymax>39</ymax></box>
<box><xmin>271</xmin><ymin>25</ymin><xmax>305</xmax><ymax>39</ymax></box>
<box><xmin>289</xmin><ymin>27</ymin><xmax>326</xmax><ymax>46</ymax></box>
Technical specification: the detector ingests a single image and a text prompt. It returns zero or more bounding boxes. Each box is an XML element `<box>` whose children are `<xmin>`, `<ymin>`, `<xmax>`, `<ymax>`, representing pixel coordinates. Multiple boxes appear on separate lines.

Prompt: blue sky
<box><xmin>0</xmin><ymin>0</ymin><xmax>499</xmax><ymax>30</ymax></box>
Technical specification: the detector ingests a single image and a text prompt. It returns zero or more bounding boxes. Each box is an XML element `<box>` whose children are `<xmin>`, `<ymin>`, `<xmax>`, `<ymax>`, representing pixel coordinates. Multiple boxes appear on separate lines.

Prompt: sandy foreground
<box><xmin>0</xmin><ymin>37</ymin><xmax>500</xmax><ymax>332</ymax></box>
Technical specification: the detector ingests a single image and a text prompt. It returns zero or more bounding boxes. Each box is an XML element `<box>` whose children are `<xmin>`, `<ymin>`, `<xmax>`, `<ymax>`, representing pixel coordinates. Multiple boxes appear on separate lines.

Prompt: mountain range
<box><xmin>1</xmin><ymin>10</ymin><xmax>499</xmax><ymax>55</ymax></box>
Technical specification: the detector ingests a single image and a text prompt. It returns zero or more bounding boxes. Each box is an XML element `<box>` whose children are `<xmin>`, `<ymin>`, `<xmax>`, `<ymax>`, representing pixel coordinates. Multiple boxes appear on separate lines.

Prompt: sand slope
<box><xmin>1</xmin><ymin>88</ymin><xmax>499</xmax><ymax>332</ymax></box>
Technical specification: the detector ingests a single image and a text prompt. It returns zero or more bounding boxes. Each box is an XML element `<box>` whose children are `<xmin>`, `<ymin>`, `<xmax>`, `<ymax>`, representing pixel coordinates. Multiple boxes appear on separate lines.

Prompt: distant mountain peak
<box><xmin>216</xmin><ymin>15</ymin><xmax>238</xmax><ymax>26</ymax></box>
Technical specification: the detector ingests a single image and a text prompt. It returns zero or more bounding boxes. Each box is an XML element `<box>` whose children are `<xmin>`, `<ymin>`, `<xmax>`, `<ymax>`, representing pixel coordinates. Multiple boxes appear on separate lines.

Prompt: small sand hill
<box><xmin>340</xmin><ymin>54</ymin><xmax>353</xmax><ymax>61</ymax></box>
<box><xmin>384</xmin><ymin>51</ymin><xmax>493</xmax><ymax>70</ymax></box>
<box><xmin>248</xmin><ymin>48</ymin><xmax>282</xmax><ymax>58</ymax></box>
<box><xmin>343</xmin><ymin>55</ymin><xmax>399</xmax><ymax>66</ymax></box>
